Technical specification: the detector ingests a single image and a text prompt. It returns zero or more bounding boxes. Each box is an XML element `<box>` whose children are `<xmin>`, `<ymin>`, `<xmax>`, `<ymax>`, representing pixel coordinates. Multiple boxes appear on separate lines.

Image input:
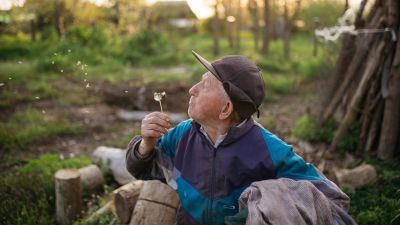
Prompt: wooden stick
<box><xmin>329</xmin><ymin>40</ymin><xmax>386</xmax><ymax>151</ymax></box>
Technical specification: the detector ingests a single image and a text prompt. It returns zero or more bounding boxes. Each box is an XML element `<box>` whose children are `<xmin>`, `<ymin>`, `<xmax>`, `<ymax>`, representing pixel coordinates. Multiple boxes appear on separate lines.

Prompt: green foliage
<box><xmin>291</xmin><ymin>115</ymin><xmax>359</xmax><ymax>152</ymax></box>
<box><xmin>300</xmin><ymin>0</ymin><xmax>345</xmax><ymax>32</ymax></box>
<box><xmin>0</xmin><ymin>108</ymin><xmax>83</xmax><ymax>151</ymax></box>
<box><xmin>347</xmin><ymin>159</ymin><xmax>400</xmax><ymax>225</ymax></box>
<box><xmin>66</xmin><ymin>24</ymin><xmax>110</xmax><ymax>48</ymax></box>
<box><xmin>0</xmin><ymin>35</ymin><xmax>38</xmax><ymax>60</ymax></box>
<box><xmin>263</xmin><ymin>73</ymin><xmax>301</xmax><ymax>95</ymax></box>
<box><xmin>122</xmin><ymin>29</ymin><xmax>178</xmax><ymax>66</ymax></box>
<box><xmin>0</xmin><ymin>154</ymin><xmax>91</xmax><ymax>225</ymax></box>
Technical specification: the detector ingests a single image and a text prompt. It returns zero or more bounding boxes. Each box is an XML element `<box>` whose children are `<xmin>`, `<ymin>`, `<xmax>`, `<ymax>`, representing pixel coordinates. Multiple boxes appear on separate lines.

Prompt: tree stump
<box><xmin>79</xmin><ymin>164</ymin><xmax>104</xmax><ymax>192</ymax></box>
<box><xmin>129</xmin><ymin>180</ymin><xmax>179</xmax><ymax>225</ymax></box>
<box><xmin>55</xmin><ymin>169</ymin><xmax>82</xmax><ymax>225</ymax></box>
<box><xmin>113</xmin><ymin>180</ymin><xmax>144</xmax><ymax>225</ymax></box>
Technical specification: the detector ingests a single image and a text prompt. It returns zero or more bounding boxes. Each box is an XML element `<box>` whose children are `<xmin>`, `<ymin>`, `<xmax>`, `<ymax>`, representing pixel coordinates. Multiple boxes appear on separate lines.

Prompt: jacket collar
<box><xmin>191</xmin><ymin>118</ymin><xmax>255</xmax><ymax>147</ymax></box>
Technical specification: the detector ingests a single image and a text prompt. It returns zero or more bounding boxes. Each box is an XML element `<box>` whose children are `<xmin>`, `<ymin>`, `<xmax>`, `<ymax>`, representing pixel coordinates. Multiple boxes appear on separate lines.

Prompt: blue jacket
<box><xmin>126</xmin><ymin>118</ymin><xmax>349</xmax><ymax>225</ymax></box>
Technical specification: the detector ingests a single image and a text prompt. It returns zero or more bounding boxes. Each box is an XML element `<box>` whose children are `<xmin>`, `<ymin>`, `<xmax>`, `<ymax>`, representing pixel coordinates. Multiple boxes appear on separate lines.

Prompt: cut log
<box><xmin>334</xmin><ymin>164</ymin><xmax>377</xmax><ymax>190</ymax></box>
<box><xmin>129</xmin><ymin>180</ymin><xmax>179</xmax><ymax>225</ymax></box>
<box><xmin>113</xmin><ymin>180</ymin><xmax>144</xmax><ymax>225</ymax></box>
<box><xmin>329</xmin><ymin>40</ymin><xmax>386</xmax><ymax>151</ymax></box>
<box><xmin>91</xmin><ymin>146</ymin><xmax>136</xmax><ymax>185</ymax></box>
<box><xmin>79</xmin><ymin>164</ymin><xmax>104</xmax><ymax>192</ymax></box>
<box><xmin>55</xmin><ymin>169</ymin><xmax>82</xmax><ymax>225</ymax></box>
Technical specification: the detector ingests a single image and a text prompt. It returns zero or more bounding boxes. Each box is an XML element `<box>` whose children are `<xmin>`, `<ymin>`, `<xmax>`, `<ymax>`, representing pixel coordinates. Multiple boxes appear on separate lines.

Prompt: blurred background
<box><xmin>0</xmin><ymin>0</ymin><xmax>399</xmax><ymax>224</ymax></box>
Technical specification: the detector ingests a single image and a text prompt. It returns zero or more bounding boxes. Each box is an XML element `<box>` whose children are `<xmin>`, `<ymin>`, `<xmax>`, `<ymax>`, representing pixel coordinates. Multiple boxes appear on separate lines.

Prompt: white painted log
<box><xmin>55</xmin><ymin>169</ymin><xmax>82</xmax><ymax>225</ymax></box>
<box><xmin>129</xmin><ymin>180</ymin><xmax>179</xmax><ymax>225</ymax></box>
<box><xmin>91</xmin><ymin>146</ymin><xmax>135</xmax><ymax>185</ymax></box>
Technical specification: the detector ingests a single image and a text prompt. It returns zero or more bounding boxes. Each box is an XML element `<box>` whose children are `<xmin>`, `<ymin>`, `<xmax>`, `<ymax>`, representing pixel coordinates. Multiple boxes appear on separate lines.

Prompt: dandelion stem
<box><xmin>159</xmin><ymin>101</ymin><xmax>163</xmax><ymax>113</ymax></box>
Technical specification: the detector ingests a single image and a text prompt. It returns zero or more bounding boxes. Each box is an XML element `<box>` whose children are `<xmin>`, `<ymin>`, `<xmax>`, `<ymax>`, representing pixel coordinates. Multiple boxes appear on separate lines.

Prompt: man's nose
<box><xmin>188</xmin><ymin>84</ymin><xmax>197</xmax><ymax>96</ymax></box>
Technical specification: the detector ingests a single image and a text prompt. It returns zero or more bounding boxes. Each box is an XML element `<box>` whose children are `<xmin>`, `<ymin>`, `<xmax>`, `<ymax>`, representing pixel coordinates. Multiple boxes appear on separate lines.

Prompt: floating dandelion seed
<box><xmin>0</xmin><ymin>83</ymin><xmax>4</xmax><ymax>87</ymax></box>
<box><xmin>77</xmin><ymin>61</ymin><xmax>81</xmax><ymax>66</ymax></box>
<box><xmin>18</xmin><ymin>61</ymin><xmax>22</xmax><ymax>64</ymax></box>
<box><xmin>84</xmin><ymin>79</ymin><xmax>87</xmax><ymax>82</ymax></box>
<box><xmin>84</xmin><ymin>72</ymin><xmax>87</xmax><ymax>75</ymax></box>
<box><xmin>35</xmin><ymin>96</ymin><xmax>40</xmax><ymax>100</ymax></box>
<box><xmin>51</xmin><ymin>61</ymin><xmax>55</xmax><ymax>64</ymax></box>
<box><xmin>42</xmin><ymin>110</ymin><xmax>46</xmax><ymax>114</ymax></box>
<box><xmin>154</xmin><ymin>91</ymin><xmax>166</xmax><ymax>113</ymax></box>
<box><xmin>81</xmin><ymin>65</ymin><xmax>85</xmax><ymax>70</ymax></box>
<box><xmin>124</xmin><ymin>90</ymin><xmax>128</xmax><ymax>93</ymax></box>
<box><xmin>86</xmin><ymin>83</ymin><xmax>90</xmax><ymax>88</ymax></box>
<box><xmin>68</xmin><ymin>49</ymin><xmax>71</xmax><ymax>53</ymax></box>
<box><xmin>84</xmin><ymin>64</ymin><xmax>87</xmax><ymax>67</ymax></box>
<box><xmin>54</xmin><ymin>53</ymin><xmax>57</xmax><ymax>56</ymax></box>
<box><xmin>60</xmin><ymin>69</ymin><xmax>63</xmax><ymax>73</ymax></box>
<box><xmin>9</xmin><ymin>77</ymin><xmax>12</xmax><ymax>80</ymax></box>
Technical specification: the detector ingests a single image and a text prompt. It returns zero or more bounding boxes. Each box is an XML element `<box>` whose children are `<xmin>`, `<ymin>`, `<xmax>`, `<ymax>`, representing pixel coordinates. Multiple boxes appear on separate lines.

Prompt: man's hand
<box><xmin>138</xmin><ymin>112</ymin><xmax>170</xmax><ymax>156</ymax></box>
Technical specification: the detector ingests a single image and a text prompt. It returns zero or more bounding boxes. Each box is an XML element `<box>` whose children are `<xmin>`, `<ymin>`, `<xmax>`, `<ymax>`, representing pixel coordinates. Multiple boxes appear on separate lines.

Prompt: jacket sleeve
<box><xmin>125</xmin><ymin>135</ymin><xmax>165</xmax><ymax>181</ymax></box>
<box><xmin>125</xmin><ymin>119</ymin><xmax>192</xmax><ymax>182</ymax></box>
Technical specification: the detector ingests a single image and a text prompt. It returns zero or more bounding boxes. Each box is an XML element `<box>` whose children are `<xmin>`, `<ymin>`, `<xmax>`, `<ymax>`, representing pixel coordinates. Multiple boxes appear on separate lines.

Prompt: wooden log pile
<box><xmin>320</xmin><ymin>0</ymin><xmax>400</xmax><ymax>160</ymax></box>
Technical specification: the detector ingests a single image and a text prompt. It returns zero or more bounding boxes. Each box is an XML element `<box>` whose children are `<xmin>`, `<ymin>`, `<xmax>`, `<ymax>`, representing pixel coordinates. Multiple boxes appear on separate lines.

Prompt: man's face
<box><xmin>188</xmin><ymin>72</ymin><xmax>226</xmax><ymax>123</ymax></box>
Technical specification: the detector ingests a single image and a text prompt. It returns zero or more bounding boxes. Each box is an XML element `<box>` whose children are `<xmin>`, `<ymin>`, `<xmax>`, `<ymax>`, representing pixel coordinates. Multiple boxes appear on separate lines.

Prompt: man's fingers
<box><xmin>142</xmin><ymin>129</ymin><xmax>163</xmax><ymax>138</ymax></box>
<box><xmin>145</xmin><ymin>124</ymin><xmax>169</xmax><ymax>134</ymax></box>
<box><xmin>143</xmin><ymin>115</ymin><xmax>170</xmax><ymax>128</ymax></box>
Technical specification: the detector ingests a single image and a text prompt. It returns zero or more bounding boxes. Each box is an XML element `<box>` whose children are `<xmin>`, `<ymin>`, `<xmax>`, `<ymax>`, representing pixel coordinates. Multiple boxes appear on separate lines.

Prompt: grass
<box><xmin>291</xmin><ymin>114</ymin><xmax>360</xmax><ymax>153</ymax></box>
<box><xmin>0</xmin><ymin>108</ymin><xmax>83</xmax><ymax>151</ymax></box>
<box><xmin>0</xmin><ymin>153</ymin><xmax>91</xmax><ymax>225</ymax></box>
<box><xmin>346</xmin><ymin>158</ymin><xmax>400</xmax><ymax>225</ymax></box>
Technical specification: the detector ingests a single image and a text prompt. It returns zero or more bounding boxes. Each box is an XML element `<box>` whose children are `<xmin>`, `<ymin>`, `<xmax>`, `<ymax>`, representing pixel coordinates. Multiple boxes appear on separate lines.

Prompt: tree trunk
<box><xmin>283</xmin><ymin>0</ymin><xmax>290</xmax><ymax>58</ymax></box>
<box><xmin>261</xmin><ymin>0</ymin><xmax>270</xmax><ymax>54</ymax></box>
<box><xmin>223</xmin><ymin>0</ymin><xmax>235</xmax><ymax>49</ymax></box>
<box><xmin>235</xmin><ymin>0</ymin><xmax>242</xmax><ymax>52</ymax></box>
<box><xmin>213</xmin><ymin>0</ymin><xmax>220</xmax><ymax>56</ymax></box>
<box><xmin>30</xmin><ymin>19</ymin><xmax>36</xmax><ymax>41</ymax></box>
<box><xmin>248</xmin><ymin>0</ymin><xmax>259</xmax><ymax>51</ymax></box>
<box><xmin>55</xmin><ymin>169</ymin><xmax>82</xmax><ymax>225</ymax></box>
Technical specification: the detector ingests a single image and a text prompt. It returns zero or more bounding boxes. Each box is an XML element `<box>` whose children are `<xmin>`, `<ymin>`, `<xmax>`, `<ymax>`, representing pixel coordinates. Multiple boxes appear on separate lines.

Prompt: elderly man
<box><xmin>126</xmin><ymin>51</ymin><xmax>355</xmax><ymax>225</ymax></box>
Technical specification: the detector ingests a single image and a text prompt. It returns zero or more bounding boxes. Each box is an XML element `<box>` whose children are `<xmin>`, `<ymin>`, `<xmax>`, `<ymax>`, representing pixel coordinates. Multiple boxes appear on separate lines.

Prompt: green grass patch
<box><xmin>291</xmin><ymin>114</ymin><xmax>359</xmax><ymax>153</ymax></box>
<box><xmin>0</xmin><ymin>153</ymin><xmax>91</xmax><ymax>225</ymax></box>
<box><xmin>0</xmin><ymin>108</ymin><xmax>83</xmax><ymax>151</ymax></box>
<box><xmin>346</xmin><ymin>158</ymin><xmax>400</xmax><ymax>225</ymax></box>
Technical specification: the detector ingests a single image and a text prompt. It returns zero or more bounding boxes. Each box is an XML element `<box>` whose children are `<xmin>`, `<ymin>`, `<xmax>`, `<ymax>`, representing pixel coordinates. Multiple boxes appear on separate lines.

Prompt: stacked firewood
<box><xmin>320</xmin><ymin>0</ymin><xmax>400</xmax><ymax>160</ymax></box>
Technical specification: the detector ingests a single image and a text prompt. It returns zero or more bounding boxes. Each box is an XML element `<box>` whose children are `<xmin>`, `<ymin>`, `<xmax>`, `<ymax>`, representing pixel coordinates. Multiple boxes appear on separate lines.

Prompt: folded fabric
<box><xmin>226</xmin><ymin>178</ymin><xmax>357</xmax><ymax>225</ymax></box>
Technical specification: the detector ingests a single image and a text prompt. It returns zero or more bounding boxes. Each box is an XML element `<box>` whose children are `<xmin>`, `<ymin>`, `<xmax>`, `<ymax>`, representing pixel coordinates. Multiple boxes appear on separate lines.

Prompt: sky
<box><xmin>0</xmin><ymin>0</ymin><xmax>363</xmax><ymax>20</ymax></box>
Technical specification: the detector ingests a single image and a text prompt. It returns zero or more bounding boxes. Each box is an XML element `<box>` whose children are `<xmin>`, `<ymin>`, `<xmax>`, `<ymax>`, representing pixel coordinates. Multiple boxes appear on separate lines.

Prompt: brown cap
<box><xmin>192</xmin><ymin>50</ymin><xmax>265</xmax><ymax>119</ymax></box>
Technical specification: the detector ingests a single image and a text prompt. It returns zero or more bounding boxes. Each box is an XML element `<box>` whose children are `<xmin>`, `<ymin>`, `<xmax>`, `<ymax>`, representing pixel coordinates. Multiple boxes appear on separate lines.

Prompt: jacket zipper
<box><xmin>209</xmin><ymin>147</ymin><xmax>217</xmax><ymax>225</ymax></box>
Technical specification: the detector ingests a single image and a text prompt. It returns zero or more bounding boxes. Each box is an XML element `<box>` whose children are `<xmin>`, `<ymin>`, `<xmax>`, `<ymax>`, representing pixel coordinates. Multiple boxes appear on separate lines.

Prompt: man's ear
<box><xmin>219</xmin><ymin>100</ymin><xmax>234</xmax><ymax>120</ymax></box>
